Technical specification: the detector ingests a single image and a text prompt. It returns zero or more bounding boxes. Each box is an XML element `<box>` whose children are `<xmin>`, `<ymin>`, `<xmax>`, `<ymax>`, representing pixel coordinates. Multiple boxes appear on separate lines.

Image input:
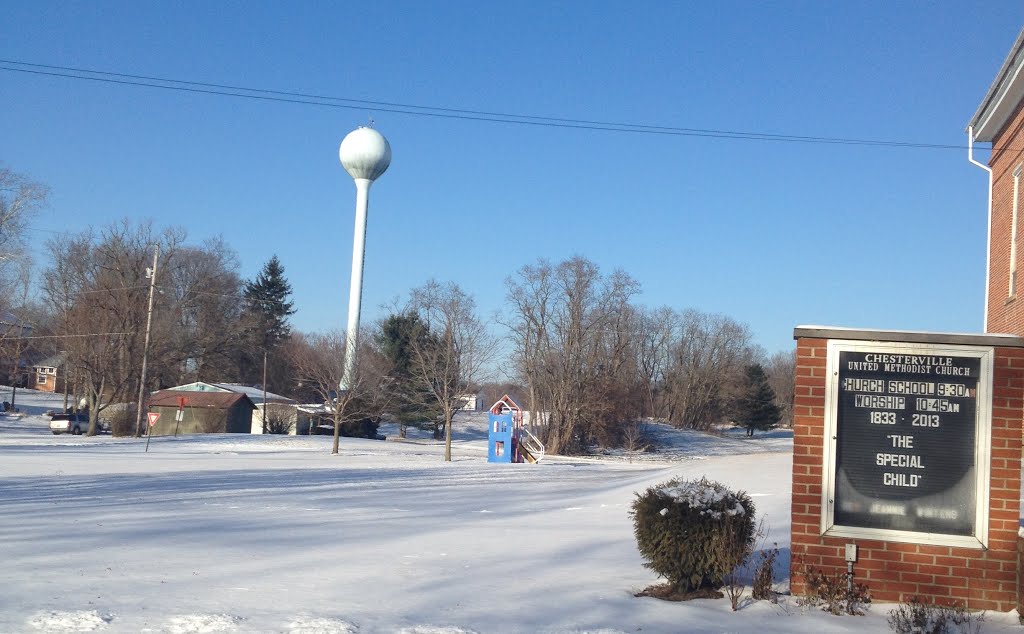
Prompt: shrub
<box><xmin>723</xmin><ymin>518</ymin><xmax>776</xmax><ymax>610</ymax></box>
<box><xmin>630</xmin><ymin>476</ymin><xmax>755</xmax><ymax>593</ymax></box>
<box><xmin>265</xmin><ymin>413</ymin><xmax>294</xmax><ymax>435</ymax></box>
<box><xmin>887</xmin><ymin>597</ymin><xmax>984</xmax><ymax>634</ymax></box>
<box><xmin>311</xmin><ymin>416</ymin><xmax>381</xmax><ymax>438</ymax></box>
<box><xmin>107</xmin><ymin>404</ymin><xmax>138</xmax><ymax>437</ymax></box>
<box><xmin>751</xmin><ymin>542</ymin><xmax>779</xmax><ymax>601</ymax></box>
<box><xmin>341</xmin><ymin>417</ymin><xmax>380</xmax><ymax>439</ymax></box>
<box><xmin>800</xmin><ymin>566</ymin><xmax>871</xmax><ymax>616</ymax></box>
<box><xmin>721</xmin><ymin>523</ymin><xmax>752</xmax><ymax>610</ymax></box>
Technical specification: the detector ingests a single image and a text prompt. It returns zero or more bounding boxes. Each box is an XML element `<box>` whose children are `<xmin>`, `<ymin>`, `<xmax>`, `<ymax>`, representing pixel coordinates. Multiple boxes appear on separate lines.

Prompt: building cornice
<box><xmin>968</xmin><ymin>28</ymin><xmax>1024</xmax><ymax>142</ymax></box>
<box><xmin>793</xmin><ymin>325</ymin><xmax>1024</xmax><ymax>348</ymax></box>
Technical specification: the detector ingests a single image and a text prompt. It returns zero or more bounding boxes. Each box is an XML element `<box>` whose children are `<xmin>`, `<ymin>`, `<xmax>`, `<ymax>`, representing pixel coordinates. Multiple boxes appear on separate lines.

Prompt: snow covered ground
<box><xmin>1</xmin><ymin>387</ymin><xmax>1018</xmax><ymax>633</ymax></box>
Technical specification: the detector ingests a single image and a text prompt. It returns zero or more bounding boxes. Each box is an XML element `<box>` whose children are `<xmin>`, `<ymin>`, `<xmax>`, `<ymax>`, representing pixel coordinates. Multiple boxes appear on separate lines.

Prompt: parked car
<box><xmin>49</xmin><ymin>413</ymin><xmax>91</xmax><ymax>435</ymax></box>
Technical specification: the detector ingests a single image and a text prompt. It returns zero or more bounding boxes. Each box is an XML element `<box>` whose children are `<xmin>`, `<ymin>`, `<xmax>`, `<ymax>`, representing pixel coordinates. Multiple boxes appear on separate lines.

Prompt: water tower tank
<box><xmin>339</xmin><ymin>127</ymin><xmax>392</xmax><ymax>181</ymax></box>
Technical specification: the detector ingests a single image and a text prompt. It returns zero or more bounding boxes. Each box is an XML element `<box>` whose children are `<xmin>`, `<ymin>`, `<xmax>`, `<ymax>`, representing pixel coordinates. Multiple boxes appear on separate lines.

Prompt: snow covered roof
<box><xmin>164</xmin><ymin>381</ymin><xmax>295</xmax><ymax>405</ymax></box>
<box><xmin>211</xmin><ymin>383</ymin><xmax>295</xmax><ymax>405</ymax></box>
<box><xmin>0</xmin><ymin>311</ymin><xmax>32</xmax><ymax>336</ymax></box>
<box><xmin>149</xmin><ymin>390</ymin><xmax>254</xmax><ymax>410</ymax></box>
<box><xmin>32</xmin><ymin>352</ymin><xmax>66</xmax><ymax>370</ymax></box>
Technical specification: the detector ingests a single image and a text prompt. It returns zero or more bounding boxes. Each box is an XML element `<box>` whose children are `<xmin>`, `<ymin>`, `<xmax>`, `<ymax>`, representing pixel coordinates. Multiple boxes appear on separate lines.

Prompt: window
<box><xmin>1010</xmin><ymin>164</ymin><xmax>1022</xmax><ymax>297</ymax></box>
<box><xmin>36</xmin><ymin>373</ymin><xmax>47</xmax><ymax>384</ymax></box>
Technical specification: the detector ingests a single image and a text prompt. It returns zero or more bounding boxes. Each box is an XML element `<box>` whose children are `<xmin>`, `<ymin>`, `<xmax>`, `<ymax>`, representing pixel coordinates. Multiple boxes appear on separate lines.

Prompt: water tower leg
<box><xmin>340</xmin><ymin>178</ymin><xmax>371</xmax><ymax>391</ymax></box>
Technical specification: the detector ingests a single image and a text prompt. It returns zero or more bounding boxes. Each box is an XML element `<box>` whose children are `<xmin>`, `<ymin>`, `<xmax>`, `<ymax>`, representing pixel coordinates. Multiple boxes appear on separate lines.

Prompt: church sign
<box><xmin>822</xmin><ymin>341</ymin><xmax>993</xmax><ymax>548</ymax></box>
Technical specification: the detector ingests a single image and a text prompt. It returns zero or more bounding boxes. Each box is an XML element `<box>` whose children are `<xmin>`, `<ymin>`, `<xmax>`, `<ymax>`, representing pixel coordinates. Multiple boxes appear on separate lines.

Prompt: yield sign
<box><xmin>147</xmin><ymin>412</ymin><xmax>161</xmax><ymax>427</ymax></box>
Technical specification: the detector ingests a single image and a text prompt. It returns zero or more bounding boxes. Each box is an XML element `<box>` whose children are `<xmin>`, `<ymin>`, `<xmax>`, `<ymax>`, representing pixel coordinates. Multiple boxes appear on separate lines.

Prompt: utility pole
<box><xmin>7</xmin><ymin>319</ymin><xmax>30</xmax><ymax>412</ymax></box>
<box><xmin>7</xmin><ymin>323</ymin><xmax>18</xmax><ymax>412</ymax></box>
<box><xmin>262</xmin><ymin>348</ymin><xmax>268</xmax><ymax>434</ymax></box>
<box><xmin>134</xmin><ymin>244</ymin><xmax>159</xmax><ymax>438</ymax></box>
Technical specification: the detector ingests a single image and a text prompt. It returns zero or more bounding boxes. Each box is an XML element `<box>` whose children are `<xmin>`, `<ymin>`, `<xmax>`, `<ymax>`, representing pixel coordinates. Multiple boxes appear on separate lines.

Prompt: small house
<box><xmin>30</xmin><ymin>353</ymin><xmax>66</xmax><ymax>393</ymax></box>
<box><xmin>160</xmin><ymin>381</ymin><xmax>296</xmax><ymax>433</ymax></box>
<box><xmin>147</xmin><ymin>390</ymin><xmax>255</xmax><ymax>435</ymax></box>
<box><xmin>455</xmin><ymin>392</ymin><xmax>481</xmax><ymax>411</ymax></box>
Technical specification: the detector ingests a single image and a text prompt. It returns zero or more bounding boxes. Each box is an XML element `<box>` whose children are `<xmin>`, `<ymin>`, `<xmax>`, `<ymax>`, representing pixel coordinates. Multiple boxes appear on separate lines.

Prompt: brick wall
<box><xmin>987</xmin><ymin>98</ymin><xmax>1024</xmax><ymax>335</ymax></box>
<box><xmin>790</xmin><ymin>336</ymin><xmax>1024</xmax><ymax>611</ymax></box>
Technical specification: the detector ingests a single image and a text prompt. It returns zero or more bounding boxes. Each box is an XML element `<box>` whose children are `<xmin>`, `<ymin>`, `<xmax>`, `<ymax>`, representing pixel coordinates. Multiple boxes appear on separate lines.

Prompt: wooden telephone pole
<box><xmin>134</xmin><ymin>244</ymin><xmax>159</xmax><ymax>439</ymax></box>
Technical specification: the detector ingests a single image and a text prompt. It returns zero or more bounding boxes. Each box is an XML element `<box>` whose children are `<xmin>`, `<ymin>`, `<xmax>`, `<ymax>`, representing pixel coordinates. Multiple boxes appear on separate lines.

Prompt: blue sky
<box><xmin>2</xmin><ymin>2</ymin><xmax>1023</xmax><ymax>357</ymax></box>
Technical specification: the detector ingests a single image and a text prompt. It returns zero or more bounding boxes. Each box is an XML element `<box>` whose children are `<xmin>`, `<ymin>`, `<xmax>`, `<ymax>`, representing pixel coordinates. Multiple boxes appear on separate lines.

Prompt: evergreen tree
<box><xmin>375</xmin><ymin>312</ymin><xmax>443</xmax><ymax>437</ymax></box>
<box><xmin>240</xmin><ymin>256</ymin><xmax>296</xmax><ymax>390</ymax></box>
<box><xmin>736</xmin><ymin>363</ymin><xmax>781</xmax><ymax>437</ymax></box>
<box><xmin>244</xmin><ymin>255</ymin><xmax>296</xmax><ymax>350</ymax></box>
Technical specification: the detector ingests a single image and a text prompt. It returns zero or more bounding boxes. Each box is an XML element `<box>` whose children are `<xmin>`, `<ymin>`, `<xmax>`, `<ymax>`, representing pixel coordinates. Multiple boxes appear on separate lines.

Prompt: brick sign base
<box><xmin>791</xmin><ymin>327</ymin><xmax>1024</xmax><ymax>611</ymax></box>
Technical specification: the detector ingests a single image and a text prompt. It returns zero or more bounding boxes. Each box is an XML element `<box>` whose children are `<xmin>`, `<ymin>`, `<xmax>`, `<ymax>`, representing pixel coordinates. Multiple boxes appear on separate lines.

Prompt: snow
<box><xmin>1</xmin><ymin>387</ymin><xmax>1019</xmax><ymax>633</ymax></box>
<box><xmin>656</xmin><ymin>477</ymin><xmax>750</xmax><ymax>517</ymax></box>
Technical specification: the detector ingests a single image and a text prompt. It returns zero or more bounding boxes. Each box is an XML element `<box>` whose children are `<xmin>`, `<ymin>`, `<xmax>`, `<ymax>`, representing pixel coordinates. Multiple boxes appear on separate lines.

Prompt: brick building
<box><xmin>790</xmin><ymin>328</ymin><xmax>1023</xmax><ymax>611</ymax></box>
<box><xmin>968</xmin><ymin>28</ymin><xmax>1024</xmax><ymax>334</ymax></box>
<box><xmin>785</xmin><ymin>29</ymin><xmax>1024</xmax><ymax>612</ymax></box>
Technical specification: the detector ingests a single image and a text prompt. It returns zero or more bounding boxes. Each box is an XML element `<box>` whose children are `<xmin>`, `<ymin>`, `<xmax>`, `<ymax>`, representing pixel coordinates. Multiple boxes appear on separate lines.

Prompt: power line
<box><xmin>75</xmin><ymin>284</ymin><xmax>152</xmax><ymax>295</ymax></box>
<box><xmin>23</xmin><ymin>226</ymin><xmax>79</xmax><ymax>236</ymax></box>
<box><xmin>0</xmin><ymin>58</ymin><xmax>948</xmax><ymax>147</ymax></box>
<box><xmin>1</xmin><ymin>331</ymin><xmax>135</xmax><ymax>341</ymax></box>
<box><xmin>40</xmin><ymin>284</ymin><xmax>292</xmax><ymax>305</ymax></box>
<box><xmin>0</xmin><ymin>58</ymin><xmax>968</xmax><ymax>151</ymax></box>
<box><xmin>166</xmin><ymin>286</ymin><xmax>292</xmax><ymax>306</ymax></box>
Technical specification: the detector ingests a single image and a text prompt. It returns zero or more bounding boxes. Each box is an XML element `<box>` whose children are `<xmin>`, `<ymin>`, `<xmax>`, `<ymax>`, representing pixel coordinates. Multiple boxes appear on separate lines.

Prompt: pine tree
<box><xmin>244</xmin><ymin>255</ymin><xmax>296</xmax><ymax>350</ymax></box>
<box><xmin>375</xmin><ymin>312</ymin><xmax>443</xmax><ymax>437</ymax></box>
<box><xmin>736</xmin><ymin>363</ymin><xmax>781</xmax><ymax>437</ymax></box>
<box><xmin>239</xmin><ymin>256</ymin><xmax>296</xmax><ymax>391</ymax></box>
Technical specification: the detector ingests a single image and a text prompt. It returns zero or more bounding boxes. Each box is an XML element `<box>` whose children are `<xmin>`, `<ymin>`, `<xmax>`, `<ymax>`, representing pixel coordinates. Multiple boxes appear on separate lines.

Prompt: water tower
<box><xmin>339</xmin><ymin>126</ymin><xmax>391</xmax><ymax>390</ymax></box>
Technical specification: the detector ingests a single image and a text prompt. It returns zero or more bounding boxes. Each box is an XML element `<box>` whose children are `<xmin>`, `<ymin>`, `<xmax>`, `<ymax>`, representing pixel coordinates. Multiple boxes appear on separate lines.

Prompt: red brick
<box><xmin>916</xmin><ymin>545</ymin><xmax>953</xmax><ymax>557</ymax></box>
<box><xmin>901</xmin><ymin>552</ymin><xmax>935</xmax><ymax>564</ymax></box>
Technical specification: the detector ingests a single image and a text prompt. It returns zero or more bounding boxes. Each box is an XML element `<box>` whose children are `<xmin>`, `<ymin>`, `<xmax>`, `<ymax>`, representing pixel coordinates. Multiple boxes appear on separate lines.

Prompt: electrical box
<box><xmin>845</xmin><ymin>543</ymin><xmax>858</xmax><ymax>563</ymax></box>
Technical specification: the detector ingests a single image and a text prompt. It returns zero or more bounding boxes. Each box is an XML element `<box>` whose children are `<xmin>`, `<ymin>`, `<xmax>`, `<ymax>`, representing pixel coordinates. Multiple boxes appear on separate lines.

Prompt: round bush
<box><xmin>630</xmin><ymin>476</ymin><xmax>755</xmax><ymax>593</ymax></box>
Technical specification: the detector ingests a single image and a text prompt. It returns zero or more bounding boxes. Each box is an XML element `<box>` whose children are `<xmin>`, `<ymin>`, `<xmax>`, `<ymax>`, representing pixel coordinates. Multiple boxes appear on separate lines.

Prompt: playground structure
<box><xmin>487</xmin><ymin>395</ymin><xmax>545</xmax><ymax>463</ymax></box>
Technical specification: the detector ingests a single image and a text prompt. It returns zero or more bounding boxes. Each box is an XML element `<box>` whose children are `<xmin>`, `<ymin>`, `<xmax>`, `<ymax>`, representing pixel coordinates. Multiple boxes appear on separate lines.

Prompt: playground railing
<box><xmin>519</xmin><ymin>426</ymin><xmax>546</xmax><ymax>463</ymax></box>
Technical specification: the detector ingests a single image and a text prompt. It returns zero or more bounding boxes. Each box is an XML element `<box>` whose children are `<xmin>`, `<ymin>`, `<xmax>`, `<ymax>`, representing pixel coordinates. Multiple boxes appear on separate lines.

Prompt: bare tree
<box><xmin>503</xmin><ymin>259</ymin><xmax>555</xmax><ymax>440</ymax></box>
<box><xmin>36</xmin><ymin>220</ymin><xmax>256</xmax><ymax>435</ymax></box>
<box><xmin>0</xmin><ymin>165</ymin><xmax>47</xmax><ymax>286</ymax></box>
<box><xmin>0</xmin><ymin>166</ymin><xmax>48</xmax><ymax>389</ymax></box>
<box><xmin>0</xmin><ymin>260</ymin><xmax>34</xmax><ymax>408</ymax></box>
<box><xmin>622</xmin><ymin>421</ymin><xmax>648</xmax><ymax>463</ymax></box>
<box><xmin>659</xmin><ymin>310</ymin><xmax>759</xmax><ymax>430</ymax></box>
<box><xmin>39</xmin><ymin>220</ymin><xmax>258</xmax><ymax>436</ymax></box>
<box><xmin>161</xmin><ymin>237</ymin><xmax>246</xmax><ymax>384</ymax></box>
<box><xmin>503</xmin><ymin>257</ymin><xmax>644</xmax><ymax>454</ymax></box>
<box><xmin>634</xmin><ymin>306</ymin><xmax>675</xmax><ymax>418</ymax></box>
<box><xmin>406</xmin><ymin>280</ymin><xmax>495</xmax><ymax>462</ymax></box>
<box><xmin>765</xmin><ymin>349</ymin><xmax>796</xmax><ymax>428</ymax></box>
<box><xmin>42</xmin><ymin>223</ymin><xmax>165</xmax><ymax>434</ymax></box>
<box><xmin>287</xmin><ymin>330</ymin><xmax>390</xmax><ymax>454</ymax></box>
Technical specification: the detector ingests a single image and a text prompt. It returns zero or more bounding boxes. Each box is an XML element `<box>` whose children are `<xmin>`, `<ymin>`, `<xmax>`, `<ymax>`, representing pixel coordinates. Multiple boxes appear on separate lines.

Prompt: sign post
<box><xmin>144</xmin><ymin>412</ymin><xmax>160</xmax><ymax>453</ymax></box>
<box><xmin>174</xmin><ymin>396</ymin><xmax>187</xmax><ymax>436</ymax></box>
